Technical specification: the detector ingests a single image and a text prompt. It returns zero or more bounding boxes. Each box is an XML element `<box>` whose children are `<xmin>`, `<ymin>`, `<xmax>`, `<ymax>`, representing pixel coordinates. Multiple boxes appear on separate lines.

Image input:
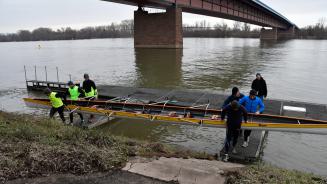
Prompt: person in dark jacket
<box><xmin>82</xmin><ymin>73</ymin><xmax>97</xmax><ymax>99</ymax></box>
<box><xmin>222</xmin><ymin>87</ymin><xmax>244</xmax><ymax>109</ymax></box>
<box><xmin>251</xmin><ymin>73</ymin><xmax>267</xmax><ymax>101</ymax></box>
<box><xmin>221</xmin><ymin>101</ymin><xmax>247</xmax><ymax>161</ymax></box>
<box><xmin>239</xmin><ymin>89</ymin><xmax>265</xmax><ymax>148</ymax></box>
<box><xmin>82</xmin><ymin>73</ymin><xmax>97</xmax><ymax>122</ymax></box>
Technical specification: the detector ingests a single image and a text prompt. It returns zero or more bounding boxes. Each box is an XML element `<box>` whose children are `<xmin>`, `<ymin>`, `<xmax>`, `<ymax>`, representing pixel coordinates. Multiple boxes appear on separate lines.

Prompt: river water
<box><xmin>0</xmin><ymin>38</ymin><xmax>326</xmax><ymax>176</ymax></box>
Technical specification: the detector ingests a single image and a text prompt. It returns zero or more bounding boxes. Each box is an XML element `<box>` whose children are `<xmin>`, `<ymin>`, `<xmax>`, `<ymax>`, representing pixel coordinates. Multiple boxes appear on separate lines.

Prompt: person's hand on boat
<box><xmin>211</xmin><ymin>115</ymin><xmax>219</xmax><ymax>120</ymax></box>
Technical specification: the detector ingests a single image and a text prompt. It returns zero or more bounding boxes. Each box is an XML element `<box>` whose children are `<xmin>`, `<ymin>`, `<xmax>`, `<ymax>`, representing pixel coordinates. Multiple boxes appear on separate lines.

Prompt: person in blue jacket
<box><xmin>239</xmin><ymin>89</ymin><xmax>265</xmax><ymax>148</ymax></box>
<box><xmin>221</xmin><ymin>87</ymin><xmax>244</xmax><ymax>109</ymax></box>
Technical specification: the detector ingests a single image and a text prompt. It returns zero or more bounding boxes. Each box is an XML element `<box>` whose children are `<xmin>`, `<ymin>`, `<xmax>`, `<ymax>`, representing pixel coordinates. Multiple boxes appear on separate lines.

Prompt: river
<box><xmin>0</xmin><ymin>38</ymin><xmax>326</xmax><ymax>176</ymax></box>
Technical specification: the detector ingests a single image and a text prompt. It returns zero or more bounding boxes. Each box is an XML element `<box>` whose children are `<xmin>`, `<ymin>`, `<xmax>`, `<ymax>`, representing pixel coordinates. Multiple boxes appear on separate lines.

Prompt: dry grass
<box><xmin>1</xmin><ymin>111</ymin><xmax>326</xmax><ymax>184</ymax></box>
<box><xmin>0</xmin><ymin>111</ymin><xmax>132</xmax><ymax>182</ymax></box>
<box><xmin>0</xmin><ymin>111</ymin><xmax>212</xmax><ymax>182</ymax></box>
<box><xmin>226</xmin><ymin>163</ymin><xmax>327</xmax><ymax>184</ymax></box>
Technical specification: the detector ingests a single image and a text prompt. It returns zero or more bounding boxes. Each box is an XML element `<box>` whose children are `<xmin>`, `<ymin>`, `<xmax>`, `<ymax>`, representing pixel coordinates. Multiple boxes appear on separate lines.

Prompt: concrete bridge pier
<box><xmin>134</xmin><ymin>6</ymin><xmax>183</xmax><ymax>49</ymax></box>
<box><xmin>277</xmin><ymin>26</ymin><xmax>296</xmax><ymax>39</ymax></box>
<box><xmin>260</xmin><ymin>28</ymin><xmax>278</xmax><ymax>40</ymax></box>
<box><xmin>260</xmin><ymin>26</ymin><xmax>295</xmax><ymax>40</ymax></box>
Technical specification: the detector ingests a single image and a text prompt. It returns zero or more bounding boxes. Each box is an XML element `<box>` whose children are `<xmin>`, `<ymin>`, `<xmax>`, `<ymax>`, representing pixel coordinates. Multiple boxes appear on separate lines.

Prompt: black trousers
<box><xmin>69</xmin><ymin>112</ymin><xmax>84</xmax><ymax>123</ymax></box>
<box><xmin>244</xmin><ymin>130</ymin><xmax>251</xmax><ymax>142</ymax></box>
<box><xmin>85</xmin><ymin>96</ymin><xmax>95</xmax><ymax>119</ymax></box>
<box><xmin>50</xmin><ymin>105</ymin><xmax>65</xmax><ymax>122</ymax></box>
<box><xmin>224</xmin><ymin>128</ymin><xmax>240</xmax><ymax>153</ymax></box>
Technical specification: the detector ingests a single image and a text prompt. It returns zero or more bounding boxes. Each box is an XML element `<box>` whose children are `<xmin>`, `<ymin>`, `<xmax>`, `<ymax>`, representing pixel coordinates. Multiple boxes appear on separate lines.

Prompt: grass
<box><xmin>0</xmin><ymin>111</ymin><xmax>128</xmax><ymax>181</ymax></box>
<box><xmin>226</xmin><ymin>162</ymin><xmax>327</xmax><ymax>184</ymax></box>
<box><xmin>0</xmin><ymin>111</ymin><xmax>326</xmax><ymax>183</ymax></box>
<box><xmin>0</xmin><ymin>111</ymin><xmax>212</xmax><ymax>182</ymax></box>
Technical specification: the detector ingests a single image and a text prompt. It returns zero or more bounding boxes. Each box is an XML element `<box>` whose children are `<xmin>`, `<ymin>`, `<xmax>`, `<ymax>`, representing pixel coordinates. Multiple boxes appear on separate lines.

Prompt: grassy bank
<box><xmin>226</xmin><ymin>163</ymin><xmax>326</xmax><ymax>184</ymax></box>
<box><xmin>0</xmin><ymin>111</ymin><xmax>210</xmax><ymax>182</ymax></box>
<box><xmin>0</xmin><ymin>111</ymin><xmax>326</xmax><ymax>183</ymax></box>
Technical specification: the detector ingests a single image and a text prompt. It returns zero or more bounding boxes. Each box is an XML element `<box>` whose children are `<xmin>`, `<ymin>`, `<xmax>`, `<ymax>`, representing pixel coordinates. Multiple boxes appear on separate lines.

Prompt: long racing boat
<box><xmin>23</xmin><ymin>98</ymin><xmax>327</xmax><ymax>134</ymax></box>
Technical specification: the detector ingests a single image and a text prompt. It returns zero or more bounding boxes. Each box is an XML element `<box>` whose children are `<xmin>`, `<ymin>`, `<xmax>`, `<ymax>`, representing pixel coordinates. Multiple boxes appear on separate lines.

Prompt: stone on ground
<box><xmin>123</xmin><ymin>157</ymin><xmax>244</xmax><ymax>184</ymax></box>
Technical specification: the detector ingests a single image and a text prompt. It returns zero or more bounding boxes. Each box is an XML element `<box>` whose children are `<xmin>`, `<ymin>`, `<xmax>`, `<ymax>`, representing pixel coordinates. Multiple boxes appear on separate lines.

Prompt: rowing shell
<box><xmin>23</xmin><ymin>98</ymin><xmax>327</xmax><ymax>134</ymax></box>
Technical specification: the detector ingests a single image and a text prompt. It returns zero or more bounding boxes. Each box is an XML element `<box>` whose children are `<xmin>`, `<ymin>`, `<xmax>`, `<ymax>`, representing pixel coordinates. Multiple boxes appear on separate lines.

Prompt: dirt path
<box><xmin>6</xmin><ymin>171</ymin><xmax>176</xmax><ymax>184</ymax></box>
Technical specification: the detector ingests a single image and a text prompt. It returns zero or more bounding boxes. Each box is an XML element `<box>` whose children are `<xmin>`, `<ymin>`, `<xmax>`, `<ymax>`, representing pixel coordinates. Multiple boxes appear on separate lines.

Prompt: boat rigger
<box><xmin>23</xmin><ymin>98</ymin><xmax>327</xmax><ymax>135</ymax></box>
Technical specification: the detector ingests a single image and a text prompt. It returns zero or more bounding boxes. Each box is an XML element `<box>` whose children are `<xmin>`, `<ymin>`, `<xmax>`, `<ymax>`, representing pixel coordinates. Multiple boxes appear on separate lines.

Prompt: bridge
<box><xmin>103</xmin><ymin>0</ymin><xmax>297</xmax><ymax>48</ymax></box>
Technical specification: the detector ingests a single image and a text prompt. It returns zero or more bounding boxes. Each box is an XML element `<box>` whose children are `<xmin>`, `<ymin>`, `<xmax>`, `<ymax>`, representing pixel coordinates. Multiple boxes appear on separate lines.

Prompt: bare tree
<box><xmin>233</xmin><ymin>21</ymin><xmax>241</xmax><ymax>31</ymax></box>
<box><xmin>242</xmin><ymin>23</ymin><xmax>251</xmax><ymax>32</ymax></box>
<box><xmin>317</xmin><ymin>17</ymin><xmax>326</xmax><ymax>29</ymax></box>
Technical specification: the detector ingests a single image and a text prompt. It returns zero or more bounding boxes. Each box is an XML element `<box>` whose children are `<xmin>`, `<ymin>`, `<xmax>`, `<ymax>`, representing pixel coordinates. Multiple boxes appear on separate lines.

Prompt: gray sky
<box><xmin>0</xmin><ymin>0</ymin><xmax>326</xmax><ymax>33</ymax></box>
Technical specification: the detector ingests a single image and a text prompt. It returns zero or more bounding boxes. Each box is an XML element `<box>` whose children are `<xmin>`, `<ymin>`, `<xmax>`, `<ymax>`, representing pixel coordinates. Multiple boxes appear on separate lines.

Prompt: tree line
<box><xmin>297</xmin><ymin>18</ymin><xmax>327</xmax><ymax>39</ymax></box>
<box><xmin>0</xmin><ymin>20</ymin><xmax>259</xmax><ymax>42</ymax></box>
<box><xmin>1</xmin><ymin>18</ymin><xmax>327</xmax><ymax>42</ymax></box>
<box><xmin>0</xmin><ymin>20</ymin><xmax>134</xmax><ymax>42</ymax></box>
<box><xmin>183</xmin><ymin>20</ymin><xmax>260</xmax><ymax>38</ymax></box>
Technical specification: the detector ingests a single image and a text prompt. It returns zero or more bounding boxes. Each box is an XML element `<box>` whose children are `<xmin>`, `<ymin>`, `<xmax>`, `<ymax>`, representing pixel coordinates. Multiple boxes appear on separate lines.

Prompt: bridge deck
<box><xmin>104</xmin><ymin>0</ymin><xmax>296</xmax><ymax>29</ymax></box>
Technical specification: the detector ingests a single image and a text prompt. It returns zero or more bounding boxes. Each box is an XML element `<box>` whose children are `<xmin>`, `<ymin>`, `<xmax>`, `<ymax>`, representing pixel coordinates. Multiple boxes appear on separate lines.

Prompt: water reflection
<box><xmin>98</xmin><ymin>119</ymin><xmax>181</xmax><ymax>141</ymax></box>
<box><xmin>182</xmin><ymin>38</ymin><xmax>285</xmax><ymax>91</ymax></box>
<box><xmin>98</xmin><ymin>119</ymin><xmax>225</xmax><ymax>154</ymax></box>
<box><xmin>134</xmin><ymin>48</ymin><xmax>183</xmax><ymax>89</ymax></box>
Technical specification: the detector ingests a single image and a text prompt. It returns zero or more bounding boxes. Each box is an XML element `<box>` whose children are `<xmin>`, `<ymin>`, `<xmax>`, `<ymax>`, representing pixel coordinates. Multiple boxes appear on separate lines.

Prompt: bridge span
<box><xmin>103</xmin><ymin>0</ymin><xmax>297</xmax><ymax>48</ymax></box>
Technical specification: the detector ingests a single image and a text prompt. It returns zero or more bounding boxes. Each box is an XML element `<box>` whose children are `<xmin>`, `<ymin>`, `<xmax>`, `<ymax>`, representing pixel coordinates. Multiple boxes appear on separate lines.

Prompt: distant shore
<box><xmin>1</xmin><ymin>19</ymin><xmax>326</xmax><ymax>42</ymax></box>
<box><xmin>0</xmin><ymin>111</ymin><xmax>326</xmax><ymax>183</ymax></box>
<box><xmin>1</xmin><ymin>35</ymin><xmax>327</xmax><ymax>43</ymax></box>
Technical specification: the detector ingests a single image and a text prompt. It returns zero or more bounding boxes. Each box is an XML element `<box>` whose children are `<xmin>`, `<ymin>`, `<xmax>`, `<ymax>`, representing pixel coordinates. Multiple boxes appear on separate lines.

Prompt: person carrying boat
<box><xmin>82</xmin><ymin>73</ymin><xmax>97</xmax><ymax>122</ymax></box>
<box><xmin>251</xmin><ymin>73</ymin><xmax>267</xmax><ymax>101</ymax></box>
<box><xmin>44</xmin><ymin>88</ymin><xmax>66</xmax><ymax>123</ymax></box>
<box><xmin>82</xmin><ymin>73</ymin><xmax>97</xmax><ymax>99</ymax></box>
<box><xmin>239</xmin><ymin>89</ymin><xmax>265</xmax><ymax>148</ymax></box>
<box><xmin>66</xmin><ymin>81</ymin><xmax>85</xmax><ymax>124</ymax></box>
<box><xmin>221</xmin><ymin>100</ymin><xmax>247</xmax><ymax>161</ymax></box>
<box><xmin>221</xmin><ymin>87</ymin><xmax>244</xmax><ymax>109</ymax></box>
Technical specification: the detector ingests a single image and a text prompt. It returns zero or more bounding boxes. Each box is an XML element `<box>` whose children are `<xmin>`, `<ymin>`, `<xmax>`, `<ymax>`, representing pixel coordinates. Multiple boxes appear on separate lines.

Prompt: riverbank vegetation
<box><xmin>0</xmin><ymin>111</ymin><xmax>210</xmax><ymax>182</ymax></box>
<box><xmin>0</xmin><ymin>111</ymin><xmax>326</xmax><ymax>183</ymax></box>
<box><xmin>298</xmin><ymin>18</ymin><xmax>327</xmax><ymax>39</ymax></box>
<box><xmin>226</xmin><ymin>163</ymin><xmax>327</xmax><ymax>184</ymax></box>
<box><xmin>183</xmin><ymin>20</ymin><xmax>260</xmax><ymax>38</ymax></box>
<box><xmin>1</xmin><ymin>18</ymin><xmax>326</xmax><ymax>42</ymax></box>
<box><xmin>0</xmin><ymin>20</ymin><xmax>134</xmax><ymax>42</ymax></box>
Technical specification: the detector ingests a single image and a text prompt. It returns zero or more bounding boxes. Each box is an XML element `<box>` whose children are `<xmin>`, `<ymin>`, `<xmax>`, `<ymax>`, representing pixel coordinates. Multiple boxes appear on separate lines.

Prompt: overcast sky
<box><xmin>0</xmin><ymin>0</ymin><xmax>326</xmax><ymax>33</ymax></box>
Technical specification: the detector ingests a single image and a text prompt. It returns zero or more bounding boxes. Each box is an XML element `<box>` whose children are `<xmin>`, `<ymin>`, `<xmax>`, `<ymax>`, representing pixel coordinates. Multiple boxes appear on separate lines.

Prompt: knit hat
<box><xmin>232</xmin><ymin>87</ymin><xmax>239</xmax><ymax>96</ymax></box>
<box><xmin>44</xmin><ymin>88</ymin><xmax>51</xmax><ymax>95</ymax></box>
<box><xmin>250</xmin><ymin>89</ymin><xmax>257</xmax><ymax>96</ymax></box>
<box><xmin>231</xmin><ymin>100</ymin><xmax>240</xmax><ymax>110</ymax></box>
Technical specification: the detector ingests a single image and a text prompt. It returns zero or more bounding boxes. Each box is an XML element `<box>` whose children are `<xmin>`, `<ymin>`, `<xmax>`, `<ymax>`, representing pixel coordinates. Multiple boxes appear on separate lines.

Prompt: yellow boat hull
<box><xmin>23</xmin><ymin>98</ymin><xmax>327</xmax><ymax>134</ymax></box>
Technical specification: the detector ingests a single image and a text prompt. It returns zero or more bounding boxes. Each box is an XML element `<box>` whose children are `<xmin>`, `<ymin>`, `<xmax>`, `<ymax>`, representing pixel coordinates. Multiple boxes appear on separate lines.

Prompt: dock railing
<box><xmin>24</xmin><ymin>65</ymin><xmax>78</xmax><ymax>92</ymax></box>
